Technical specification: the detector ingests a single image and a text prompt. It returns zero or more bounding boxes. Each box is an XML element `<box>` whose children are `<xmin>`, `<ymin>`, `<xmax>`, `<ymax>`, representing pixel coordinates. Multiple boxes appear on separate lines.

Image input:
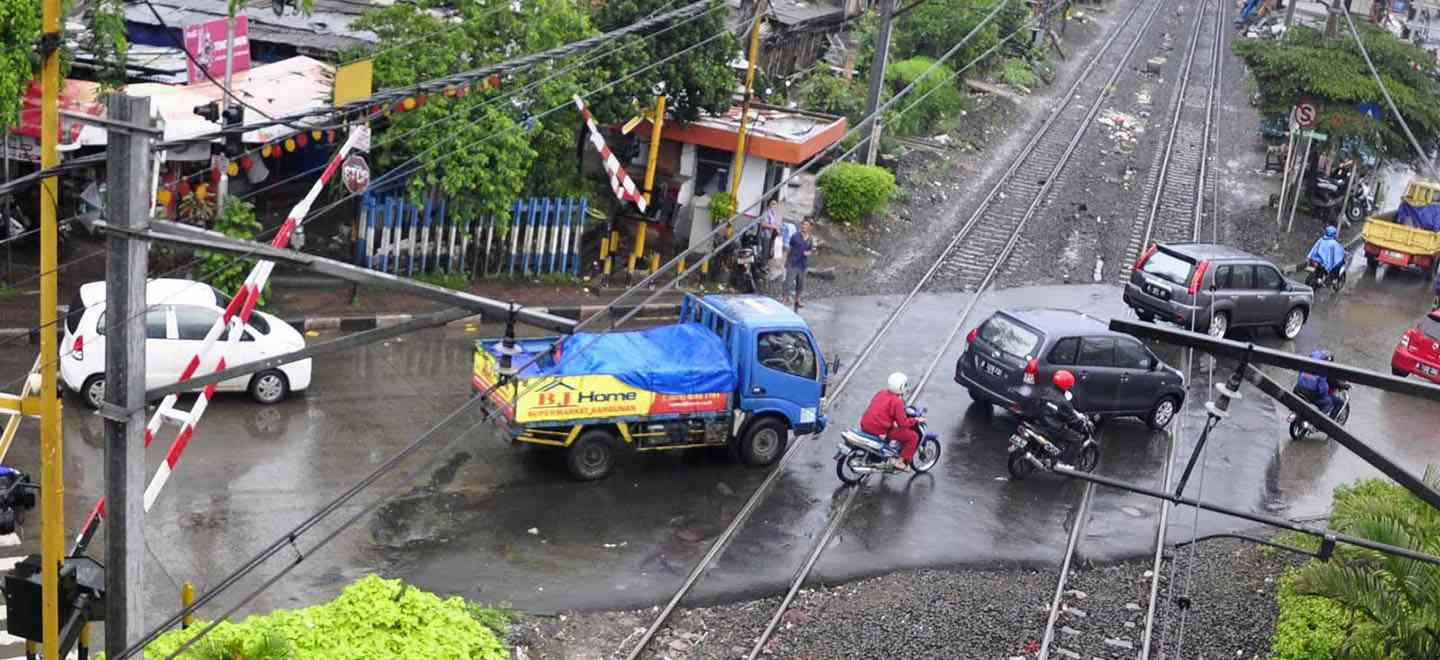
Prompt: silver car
<box><xmin>1123</xmin><ymin>243</ymin><xmax>1313</xmax><ymax>339</ymax></box>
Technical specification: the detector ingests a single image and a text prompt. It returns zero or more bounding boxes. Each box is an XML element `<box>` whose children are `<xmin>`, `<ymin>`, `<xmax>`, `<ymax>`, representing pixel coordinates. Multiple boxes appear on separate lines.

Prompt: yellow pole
<box><xmin>182</xmin><ymin>581</ymin><xmax>196</xmax><ymax>628</ymax></box>
<box><xmin>727</xmin><ymin>2</ymin><xmax>767</xmax><ymax>240</ymax></box>
<box><xmin>630</xmin><ymin>95</ymin><xmax>666</xmax><ymax>274</ymax></box>
<box><xmin>78</xmin><ymin>624</ymin><xmax>90</xmax><ymax>659</ymax></box>
<box><xmin>40</xmin><ymin>0</ymin><xmax>64</xmax><ymax>652</ymax></box>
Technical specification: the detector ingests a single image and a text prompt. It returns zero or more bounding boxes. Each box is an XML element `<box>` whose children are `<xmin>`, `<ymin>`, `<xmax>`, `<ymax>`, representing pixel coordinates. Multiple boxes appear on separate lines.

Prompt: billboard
<box><xmin>184</xmin><ymin>16</ymin><xmax>251</xmax><ymax>84</ymax></box>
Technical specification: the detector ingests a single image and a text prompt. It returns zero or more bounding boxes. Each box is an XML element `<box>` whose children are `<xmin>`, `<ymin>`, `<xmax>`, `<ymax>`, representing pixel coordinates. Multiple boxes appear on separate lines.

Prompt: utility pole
<box><xmin>217</xmin><ymin>9</ymin><xmax>238</xmax><ymax>215</ymax></box>
<box><xmin>38</xmin><ymin>0</ymin><xmax>64</xmax><ymax>653</ymax></box>
<box><xmin>861</xmin><ymin>0</ymin><xmax>897</xmax><ymax>165</ymax></box>
<box><xmin>1284</xmin><ymin>0</ymin><xmax>1298</xmax><ymax>32</ymax></box>
<box><xmin>729</xmin><ymin>0</ymin><xmax>770</xmax><ymax>239</ymax></box>
<box><xmin>103</xmin><ymin>94</ymin><xmax>152</xmax><ymax>659</ymax></box>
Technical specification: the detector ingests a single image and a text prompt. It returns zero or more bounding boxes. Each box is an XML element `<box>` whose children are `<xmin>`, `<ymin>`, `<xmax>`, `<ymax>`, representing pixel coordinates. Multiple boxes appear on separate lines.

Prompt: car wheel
<box><xmin>248</xmin><ymin>370</ymin><xmax>289</xmax><ymax>405</ymax></box>
<box><xmin>738</xmin><ymin>417</ymin><xmax>788</xmax><ymax>466</ymax></box>
<box><xmin>566</xmin><ymin>429</ymin><xmax>618</xmax><ymax>481</ymax></box>
<box><xmin>1136</xmin><ymin>310</ymin><xmax>1155</xmax><ymax>323</ymax></box>
<box><xmin>1147</xmin><ymin>395</ymin><xmax>1180</xmax><ymax>430</ymax></box>
<box><xmin>1208</xmin><ymin>311</ymin><xmax>1229</xmax><ymax>339</ymax></box>
<box><xmin>1365</xmin><ymin>256</ymin><xmax>1378</xmax><ymax>271</ymax></box>
<box><xmin>1280</xmin><ymin>307</ymin><xmax>1306</xmax><ymax>340</ymax></box>
<box><xmin>1392</xmin><ymin>367</ymin><xmax>1409</xmax><ymax>377</ymax></box>
<box><xmin>81</xmin><ymin>374</ymin><xmax>105</xmax><ymax>410</ymax></box>
<box><xmin>966</xmin><ymin>388</ymin><xmax>992</xmax><ymax>415</ymax></box>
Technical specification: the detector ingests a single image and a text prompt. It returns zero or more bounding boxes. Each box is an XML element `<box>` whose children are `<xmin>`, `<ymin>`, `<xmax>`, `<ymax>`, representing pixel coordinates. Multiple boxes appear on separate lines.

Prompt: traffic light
<box><xmin>222</xmin><ymin>105</ymin><xmax>244</xmax><ymax>157</ymax></box>
<box><xmin>193</xmin><ymin>101</ymin><xmax>220</xmax><ymax>123</ymax></box>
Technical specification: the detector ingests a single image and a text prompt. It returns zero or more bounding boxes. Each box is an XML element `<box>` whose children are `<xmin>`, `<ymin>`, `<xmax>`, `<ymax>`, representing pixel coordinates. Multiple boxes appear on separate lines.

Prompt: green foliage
<box><xmin>858</xmin><ymin>0</ymin><xmax>1029</xmax><ymax>83</ymax></box>
<box><xmin>1275</xmin><ymin>466</ymin><xmax>1440</xmax><ymax>658</ymax></box>
<box><xmin>197</xmin><ymin>197</ymin><xmax>268</xmax><ymax>306</ymax></box>
<box><xmin>1000</xmin><ymin>57</ymin><xmax>1041</xmax><ymax>91</ymax></box>
<box><xmin>708</xmin><ymin>191</ymin><xmax>735</xmax><ymax>221</ymax></box>
<box><xmin>886</xmin><ymin>57</ymin><xmax>962</xmax><ymax>137</ymax></box>
<box><xmin>415</xmin><ymin>270</ymin><xmax>471</xmax><ymax>290</ymax></box>
<box><xmin>1234</xmin><ymin>25</ymin><xmax>1440</xmax><ymax>160</ymax></box>
<box><xmin>0</xmin><ymin>0</ymin><xmax>42</xmax><ymax>130</ymax></box>
<box><xmin>590</xmin><ymin>0</ymin><xmax>737</xmax><ymax>123</ymax></box>
<box><xmin>116</xmin><ymin>575</ymin><xmax>509</xmax><ymax>660</ymax></box>
<box><xmin>190</xmin><ymin>631</ymin><xmax>294</xmax><ymax>660</ymax></box>
<box><xmin>466</xmin><ymin>602</ymin><xmax>516</xmax><ymax>638</ymax></box>
<box><xmin>1272</xmin><ymin>569</ymin><xmax>1353</xmax><ymax>659</ymax></box>
<box><xmin>816</xmin><ymin>162</ymin><xmax>896</xmax><ymax>224</ymax></box>
<box><xmin>79</xmin><ymin>0</ymin><xmax>130</xmax><ymax>90</ymax></box>
<box><xmin>797</xmin><ymin>70</ymin><xmax>865</xmax><ymax>120</ymax></box>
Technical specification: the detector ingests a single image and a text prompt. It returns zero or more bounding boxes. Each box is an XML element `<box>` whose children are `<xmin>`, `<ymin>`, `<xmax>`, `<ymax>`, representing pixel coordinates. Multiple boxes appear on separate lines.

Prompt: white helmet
<box><xmin>887</xmin><ymin>372</ymin><xmax>908</xmax><ymax>394</ymax></box>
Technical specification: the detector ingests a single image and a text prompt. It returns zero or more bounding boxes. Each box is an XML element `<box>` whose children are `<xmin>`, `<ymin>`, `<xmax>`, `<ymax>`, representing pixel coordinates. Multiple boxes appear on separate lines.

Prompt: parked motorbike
<box><xmin>1310</xmin><ymin>174</ymin><xmax>1373</xmax><ymax>224</ymax></box>
<box><xmin>834</xmin><ymin>405</ymin><xmax>941</xmax><ymax>484</ymax></box>
<box><xmin>1006</xmin><ymin>396</ymin><xmax>1099</xmax><ymax>480</ymax></box>
<box><xmin>1288</xmin><ymin>384</ymin><xmax>1351</xmax><ymax>440</ymax></box>
<box><xmin>1304</xmin><ymin>257</ymin><xmax>1348</xmax><ymax>293</ymax></box>
<box><xmin>728</xmin><ymin>229</ymin><xmax>771</xmax><ymax>294</ymax></box>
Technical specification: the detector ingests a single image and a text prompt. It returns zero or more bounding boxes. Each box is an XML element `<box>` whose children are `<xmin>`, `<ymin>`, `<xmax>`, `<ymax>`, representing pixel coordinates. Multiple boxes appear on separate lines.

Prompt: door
<box><xmin>748</xmin><ymin>329</ymin><xmax>822</xmax><ymax>427</ymax></box>
<box><xmin>1252</xmin><ymin>264</ymin><xmax>1289</xmax><ymax>324</ymax></box>
<box><xmin>1210</xmin><ymin>264</ymin><xmax>1252</xmax><ymax>324</ymax></box>
<box><xmin>1114</xmin><ymin>337</ymin><xmax>1160</xmax><ymax>412</ymax></box>
<box><xmin>1072</xmin><ymin>336</ymin><xmax>1124</xmax><ymax>413</ymax></box>
<box><xmin>99</xmin><ymin>306</ymin><xmax>174</xmax><ymax>389</ymax></box>
<box><xmin>170</xmin><ymin>305</ymin><xmax>242</xmax><ymax>391</ymax></box>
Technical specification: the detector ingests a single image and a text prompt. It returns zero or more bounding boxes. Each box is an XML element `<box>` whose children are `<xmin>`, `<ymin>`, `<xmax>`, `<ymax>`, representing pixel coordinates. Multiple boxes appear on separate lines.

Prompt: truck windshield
<box><xmin>978</xmin><ymin>315</ymin><xmax>1041</xmax><ymax>359</ymax></box>
<box><xmin>758</xmin><ymin>331</ymin><xmax>817</xmax><ymax>379</ymax></box>
<box><xmin>1142</xmin><ymin>250</ymin><xmax>1195</xmax><ymax>285</ymax></box>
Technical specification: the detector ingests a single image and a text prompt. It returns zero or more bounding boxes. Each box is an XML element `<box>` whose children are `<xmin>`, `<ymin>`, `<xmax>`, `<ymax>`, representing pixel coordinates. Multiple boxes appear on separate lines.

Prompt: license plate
<box><xmin>976</xmin><ymin>357</ymin><xmax>1004</xmax><ymax>378</ymax></box>
<box><xmin>1381</xmin><ymin>250</ymin><xmax>1409</xmax><ymax>266</ymax></box>
<box><xmin>1145</xmin><ymin>283</ymin><xmax>1169</xmax><ymax>299</ymax></box>
<box><xmin>1008</xmin><ymin>435</ymin><xmax>1025</xmax><ymax>451</ymax></box>
<box><xmin>1421</xmin><ymin>364</ymin><xmax>1438</xmax><ymax>376</ymax></box>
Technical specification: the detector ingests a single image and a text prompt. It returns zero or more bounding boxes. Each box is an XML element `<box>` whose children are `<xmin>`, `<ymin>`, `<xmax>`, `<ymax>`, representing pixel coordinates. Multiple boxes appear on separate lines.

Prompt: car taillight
<box><xmin>1187</xmin><ymin>259</ymin><xmax>1209</xmax><ymax>295</ymax></box>
<box><xmin>71</xmin><ymin>335</ymin><xmax>83</xmax><ymax>361</ymax></box>
<box><xmin>966</xmin><ymin>328</ymin><xmax>978</xmax><ymax>344</ymax></box>
<box><xmin>1134</xmin><ymin>244</ymin><xmax>1157</xmax><ymax>272</ymax></box>
<box><xmin>1023</xmin><ymin>358</ymin><xmax>1038</xmax><ymax>385</ymax></box>
<box><xmin>1401</xmin><ymin>331</ymin><xmax>1412</xmax><ymax>348</ymax></box>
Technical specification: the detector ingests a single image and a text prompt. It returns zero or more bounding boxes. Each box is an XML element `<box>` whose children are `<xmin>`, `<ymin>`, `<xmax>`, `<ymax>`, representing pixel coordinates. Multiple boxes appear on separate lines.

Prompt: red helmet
<box><xmin>1052</xmin><ymin>370</ymin><xmax>1076</xmax><ymax>392</ymax></box>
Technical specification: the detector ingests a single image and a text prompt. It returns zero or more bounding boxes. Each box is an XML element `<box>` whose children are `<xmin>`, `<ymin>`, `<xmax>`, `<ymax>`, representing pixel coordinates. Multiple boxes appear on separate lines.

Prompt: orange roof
<box><xmin>637</xmin><ymin>106</ymin><xmax>847</xmax><ymax>165</ymax></box>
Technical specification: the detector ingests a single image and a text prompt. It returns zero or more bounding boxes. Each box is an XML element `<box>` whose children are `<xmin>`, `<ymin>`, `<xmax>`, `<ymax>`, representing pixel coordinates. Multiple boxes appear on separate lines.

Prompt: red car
<box><xmin>1392</xmin><ymin>309</ymin><xmax>1440</xmax><ymax>383</ymax></box>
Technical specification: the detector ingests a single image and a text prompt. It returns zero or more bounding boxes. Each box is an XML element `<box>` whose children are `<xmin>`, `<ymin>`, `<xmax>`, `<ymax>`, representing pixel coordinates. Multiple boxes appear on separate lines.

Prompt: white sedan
<box><xmin>60</xmin><ymin>278</ymin><xmax>311</xmax><ymax>409</ymax></box>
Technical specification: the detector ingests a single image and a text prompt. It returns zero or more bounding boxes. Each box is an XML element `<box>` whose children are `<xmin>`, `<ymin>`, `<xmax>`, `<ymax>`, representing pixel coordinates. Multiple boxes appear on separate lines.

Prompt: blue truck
<box><xmin>472</xmin><ymin>294</ymin><xmax>830</xmax><ymax>480</ymax></box>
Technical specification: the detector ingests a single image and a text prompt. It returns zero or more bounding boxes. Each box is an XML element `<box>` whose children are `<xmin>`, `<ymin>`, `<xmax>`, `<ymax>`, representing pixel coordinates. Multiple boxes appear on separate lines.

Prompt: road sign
<box><xmin>342</xmin><ymin>154</ymin><xmax>370</xmax><ymax>194</ymax></box>
<box><xmin>1299</xmin><ymin>129</ymin><xmax>1328</xmax><ymax>142</ymax></box>
<box><xmin>1296</xmin><ymin>102</ymin><xmax>1319</xmax><ymax>129</ymax></box>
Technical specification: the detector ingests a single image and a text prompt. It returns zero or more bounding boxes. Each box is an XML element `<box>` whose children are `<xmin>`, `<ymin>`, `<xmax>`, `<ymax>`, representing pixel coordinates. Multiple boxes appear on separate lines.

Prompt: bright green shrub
<box><xmin>121</xmin><ymin>575</ymin><xmax>509</xmax><ymax>660</ymax></box>
<box><xmin>886</xmin><ymin>57</ymin><xmax>962</xmax><ymax>137</ymax></box>
<box><xmin>817</xmin><ymin>162</ymin><xmax>896</xmax><ymax>225</ymax></box>
<box><xmin>1271</xmin><ymin>570</ymin><xmax>1349</xmax><ymax>660</ymax></box>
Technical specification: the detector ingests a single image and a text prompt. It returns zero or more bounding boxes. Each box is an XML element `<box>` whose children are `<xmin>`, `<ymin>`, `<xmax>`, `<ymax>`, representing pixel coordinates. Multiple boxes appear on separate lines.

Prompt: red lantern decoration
<box><xmin>178</xmin><ymin>180</ymin><xmax>191</xmax><ymax>196</ymax></box>
<box><xmin>297</xmin><ymin>132</ymin><xmax>309</xmax><ymax>147</ymax></box>
<box><xmin>240</xmin><ymin>156</ymin><xmax>254</xmax><ymax>170</ymax></box>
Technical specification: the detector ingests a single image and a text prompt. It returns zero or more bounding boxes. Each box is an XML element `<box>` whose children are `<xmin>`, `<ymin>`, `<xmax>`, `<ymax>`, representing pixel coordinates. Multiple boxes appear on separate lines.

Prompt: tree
<box><xmin>590</xmin><ymin>0</ymin><xmax>738</xmax><ymax>124</ymax></box>
<box><xmin>855</xmin><ymin>0</ymin><xmax>1029</xmax><ymax>84</ymax></box>
<box><xmin>1234</xmin><ymin>25</ymin><xmax>1440</xmax><ymax>160</ymax></box>
<box><xmin>1287</xmin><ymin>466</ymin><xmax>1440</xmax><ymax>658</ymax></box>
<box><xmin>0</xmin><ymin>0</ymin><xmax>42</xmax><ymax>129</ymax></box>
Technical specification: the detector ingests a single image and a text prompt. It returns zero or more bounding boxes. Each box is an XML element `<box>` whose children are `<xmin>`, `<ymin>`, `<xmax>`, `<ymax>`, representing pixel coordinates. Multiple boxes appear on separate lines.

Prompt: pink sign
<box><xmin>183</xmin><ymin>16</ymin><xmax>251</xmax><ymax>84</ymax></box>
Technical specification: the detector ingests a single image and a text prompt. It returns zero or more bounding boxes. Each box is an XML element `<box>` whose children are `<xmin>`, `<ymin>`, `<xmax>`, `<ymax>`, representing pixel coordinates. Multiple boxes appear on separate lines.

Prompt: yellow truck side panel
<box><xmin>472</xmin><ymin>345</ymin><xmax>729</xmax><ymax>424</ymax></box>
<box><xmin>1363</xmin><ymin>210</ymin><xmax>1440</xmax><ymax>259</ymax></box>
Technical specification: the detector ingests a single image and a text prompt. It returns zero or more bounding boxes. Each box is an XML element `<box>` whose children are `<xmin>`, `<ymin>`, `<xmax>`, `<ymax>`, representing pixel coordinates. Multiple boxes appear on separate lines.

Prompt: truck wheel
<box><xmin>738</xmin><ymin>417</ymin><xmax>788</xmax><ymax>466</ymax></box>
<box><xmin>566</xmin><ymin>429</ymin><xmax>617</xmax><ymax>481</ymax></box>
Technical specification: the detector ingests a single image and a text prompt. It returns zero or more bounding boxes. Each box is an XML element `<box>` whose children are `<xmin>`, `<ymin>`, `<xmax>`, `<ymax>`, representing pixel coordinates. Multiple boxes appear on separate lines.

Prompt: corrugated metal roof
<box><xmin>767</xmin><ymin>0</ymin><xmax>844</xmax><ymax>27</ymax></box>
<box><xmin>125</xmin><ymin>0</ymin><xmax>380</xmax><ymax>54</ymax></box>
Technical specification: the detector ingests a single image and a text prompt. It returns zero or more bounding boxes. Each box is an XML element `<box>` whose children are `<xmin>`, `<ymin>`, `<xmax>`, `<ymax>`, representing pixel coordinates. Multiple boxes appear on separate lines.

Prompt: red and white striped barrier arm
<box><xmin>74</xmin><ymin>126</ymin><xmax>371</xmax><ymax>552</ymax></box>
<box><xmin>573</xmin><ymin>95</ymin><xmax>647</xmax><ymax>212</ymax></box>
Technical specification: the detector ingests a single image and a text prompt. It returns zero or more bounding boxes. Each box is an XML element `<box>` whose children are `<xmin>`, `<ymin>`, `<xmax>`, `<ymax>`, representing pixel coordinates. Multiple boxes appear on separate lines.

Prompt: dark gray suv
<box><xmin>955</xmin><ymin>309</ymin><xmax>1187</xmax><ymax>429</ymax></box>
<box><xmin>1123</xmin><ymin>243</ymin><xmax>1313</xmax><ymax>339</ymax></box>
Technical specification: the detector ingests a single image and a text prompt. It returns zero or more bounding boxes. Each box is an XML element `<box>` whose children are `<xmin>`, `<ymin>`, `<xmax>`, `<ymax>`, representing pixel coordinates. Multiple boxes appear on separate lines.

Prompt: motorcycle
<box><xmin>834</xmin><ymin>405</ymin><xmax>941</xmax><ymax>484</ymax></box>
<box><xmin>728</xmin><ymin>229</ymin><xmax>772</xmax><ymax>295</ymax></box>
<box><xmin>1309</xmin><ymin>174</ymin><xmax>1373</xmax><ymax>224</ymax></box>
<box><xmin>1304</xmin><ymin>257</ymin><xmax>1347</xmax><ymax>293</ymax></box>
<box><xmin>1006</xmin><ymin>396</ymin><xmax>1099</xmax><ymax>480</ymax></box>
<box><xmin>1288</xmin><ymin>384</ymin><xmax>1351</xmax><ymax>440</ymax></box>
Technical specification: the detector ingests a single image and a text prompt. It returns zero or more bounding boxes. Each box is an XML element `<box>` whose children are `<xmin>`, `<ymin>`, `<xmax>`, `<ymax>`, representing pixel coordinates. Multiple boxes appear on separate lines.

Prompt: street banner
<box><xmin>184</xmin><ymin>16</ymin><xmax>251</xmax><ymax>84</ymax></box>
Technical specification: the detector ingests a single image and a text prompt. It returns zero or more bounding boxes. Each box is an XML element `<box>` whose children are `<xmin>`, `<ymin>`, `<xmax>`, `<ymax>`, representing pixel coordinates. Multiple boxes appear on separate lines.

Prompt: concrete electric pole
<box><xmin>861</xmin><ymin>0</ymin><xmax>897</xmax><ymax>165</ymax></box>
<box><xmin>103</xmin><ymin>93</ymin><xmax>153</xmax><ymax>658</ymax></box>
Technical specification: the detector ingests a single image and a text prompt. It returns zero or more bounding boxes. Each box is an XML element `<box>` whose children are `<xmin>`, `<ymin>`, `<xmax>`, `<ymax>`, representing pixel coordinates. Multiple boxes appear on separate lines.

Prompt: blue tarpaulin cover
<box><xmin>1396</xmin><ymin>202</ymin><xmax>1440</xmax><ymax>232</ymax></box>
<box><xmin>535</xmin><ymin>323</ymin><xmax>736</xmax><ymax>395</ymax></box>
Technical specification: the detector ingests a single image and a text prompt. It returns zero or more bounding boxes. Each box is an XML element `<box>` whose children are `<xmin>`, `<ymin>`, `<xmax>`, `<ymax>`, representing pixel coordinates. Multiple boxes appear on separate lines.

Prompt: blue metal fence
<box><xmin>357</xmin><ymin>180</ymin><xmax>587</xmax><ymax>278</ymax></box>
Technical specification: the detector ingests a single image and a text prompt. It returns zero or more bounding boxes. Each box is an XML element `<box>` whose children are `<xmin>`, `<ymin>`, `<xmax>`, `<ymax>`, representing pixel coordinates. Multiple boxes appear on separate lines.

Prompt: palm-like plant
<box><xmin>1291</xmin><ymin>466</ymin><xmax>1440</xmax><ymax>659</ymax></box>
<box><xmin>187</xmin><ymin>632</ymin><xmax>294</xmax><ymax>660</ymax></box>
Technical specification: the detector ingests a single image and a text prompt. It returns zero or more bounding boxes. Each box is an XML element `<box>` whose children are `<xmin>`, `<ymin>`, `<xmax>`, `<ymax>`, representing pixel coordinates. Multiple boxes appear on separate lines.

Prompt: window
<box><xmin>245</xmin><ymin>314</ymin><xmax>270</xmax><ymax>336</ymax></box>
<box><xmin>96</xmin><ymin>307</ymin><xmax>169</xmax><ymax>339</ymax></box>
<box><xmin>1213</xmin><ymin>265</ymin><xmax>1232</xmax><ymax>290</ymax></box>
<box><xmin>1048</xmin><ymin>337</ymin><xmax>1080</xmax><ymax>365</ymax></box>
<box><xmin>174</xmin><ymin>305</ymin><xmax>220</xmax><ymax>340</ymax></box>
<box><xmin>694</xmin><ymin>146</ymin><xmax>732</xmax><ymax>197</ymax></box>
<box><xmin>977</xmin><ymin>315</ymin><xmax>1042</xmax><ymax>359</ymax></box>
<box><xmin>65</xmin><ymin>291</ymin><xmax>86</xmax><ymax>335</ymax></box>
<box><xmin>1116</xmin><ymin>338</ymin><xmax>1153</xmax><ymax>370</ymax></box>
<box><xmin>1255</xmin><ymin>265</ymin><xmax>1284</xmax><ymax>290</ymax></box>
<box><xmin>1227</xmin><ymin>265</ymin><xmax>1255</xmax><ymax>290</ymax></box>
<box><xmin>1141</xmin><ymin>250</ymin><xmax>1196</xmax><ymax>285</ymax></box>
<box><xmin>757</xmin><ymin>331</ymin><xmax>817</xmax><ymax>379</ymax></box>
<box><xmin>1077</xmin><ymin>337</ymin><xmax>1117</xmax><ymax>367</ymax></box>
<box><xmin>1421</xmin><ymin>312</ymin><xmax>1440</xmax><ymax>341</ymax></box>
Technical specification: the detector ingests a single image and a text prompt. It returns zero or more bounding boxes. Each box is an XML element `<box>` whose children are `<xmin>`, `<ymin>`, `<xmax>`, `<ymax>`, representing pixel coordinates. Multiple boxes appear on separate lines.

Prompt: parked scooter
<box><xmin>835</xmin><ymin>405</ymin><xmax>941</xmax><ymax>483</ymax></box>
<box><xmin>1005</xmin><ymin>390</ymin><xmax>1099</xmax><ymax>480</ymax></box>
<box><xmin>728</xmin><ymin>228</ymin><xmax>772</xmax><ymax>294</ymax></box>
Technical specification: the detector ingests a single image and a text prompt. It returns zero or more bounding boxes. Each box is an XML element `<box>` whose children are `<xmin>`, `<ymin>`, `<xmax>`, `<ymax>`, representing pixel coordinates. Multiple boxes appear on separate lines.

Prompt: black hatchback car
<box><xmin>955</xmin><ymin>309</ymin><xmax>1187</xmax><ymax>429</ymax></box>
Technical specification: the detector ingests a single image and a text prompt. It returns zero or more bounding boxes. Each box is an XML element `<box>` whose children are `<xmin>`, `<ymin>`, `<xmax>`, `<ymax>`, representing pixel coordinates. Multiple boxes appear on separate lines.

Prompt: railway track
<box><xmin>621</xmin><ymin>0</ymin><xmax>1187</xmax><ymax>656</ymax></box>
<box><xmin>1039</xmin><ymin>0</ymin><xmax>1225</xmax><ymax>657</ymax></box>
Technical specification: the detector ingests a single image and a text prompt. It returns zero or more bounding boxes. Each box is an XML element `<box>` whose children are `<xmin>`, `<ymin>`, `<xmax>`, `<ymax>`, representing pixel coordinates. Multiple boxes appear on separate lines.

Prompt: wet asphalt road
<box><xmin>2</xmin><ymin>265</ymin><xmax>1438</xmax><ymax>625</ymax></box>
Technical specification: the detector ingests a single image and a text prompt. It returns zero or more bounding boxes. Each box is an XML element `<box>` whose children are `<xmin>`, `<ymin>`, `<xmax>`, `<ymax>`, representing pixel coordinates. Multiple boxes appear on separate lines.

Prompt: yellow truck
<box><xmin>1362</xmin><ymin>179</ymin><xmax>1440</xmax><ymax>278</ymax></box>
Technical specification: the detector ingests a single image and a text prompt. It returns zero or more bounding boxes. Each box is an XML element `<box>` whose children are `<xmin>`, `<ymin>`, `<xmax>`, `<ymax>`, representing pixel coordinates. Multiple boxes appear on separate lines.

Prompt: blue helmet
<box><xmin>1324</xmin><ymin>225</ymin><xmax>1338</xmax><ymax>239</ymax></box>
<box><xmin>1310</xmin><ymin>349</ymin><xmax>1335</xmax><ymax>362</ymax></box>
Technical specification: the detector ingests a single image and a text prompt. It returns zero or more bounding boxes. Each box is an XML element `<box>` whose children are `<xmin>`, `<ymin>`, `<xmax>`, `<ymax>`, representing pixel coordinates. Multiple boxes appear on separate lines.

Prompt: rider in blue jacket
<box><xmin>1307</xmin><ymin>226</ymin><xmax>1346</xmax><ymax>277</ymax></box>
<box><xmin>1295</xmin><ymin>349</ymin><xmax>1339</xmax><ymax>415</ymax></box>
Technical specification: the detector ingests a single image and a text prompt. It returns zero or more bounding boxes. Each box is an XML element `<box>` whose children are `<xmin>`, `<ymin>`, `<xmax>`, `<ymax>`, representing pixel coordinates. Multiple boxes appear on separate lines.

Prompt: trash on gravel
<box><xmin>1136</xmin><ymin>88</ymin><xmax>1152</xmax><ymax>105</ymax></box>
<box><xmin>603</xmin><ymin>542</ymin><xmax>628</xmax><ymax>548</ymax></box>
<box><xmin>527</xmin><ymin>527</ymin><xmax>540</xmax><ymax>535</ymax></box>
<box><xmin>1145</xmin><ymin>56</ymin><xmax>1166</xmax><ymax>74</ymax></box>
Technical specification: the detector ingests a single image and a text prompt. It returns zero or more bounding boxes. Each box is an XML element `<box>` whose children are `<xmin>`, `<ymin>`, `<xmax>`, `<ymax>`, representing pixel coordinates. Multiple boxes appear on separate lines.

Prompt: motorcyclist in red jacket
<box><xmin>860</xmin><ymin>372</ymin><xmax>927</xmax><ymax>471</ymax></box>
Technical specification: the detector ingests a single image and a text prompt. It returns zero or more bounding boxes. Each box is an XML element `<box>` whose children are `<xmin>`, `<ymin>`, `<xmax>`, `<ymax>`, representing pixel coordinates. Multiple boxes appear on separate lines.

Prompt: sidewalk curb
<box><xmin>0</xmin><ymin>303</ymin><xmax>687</xmax><ymax>345</ymax></box>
